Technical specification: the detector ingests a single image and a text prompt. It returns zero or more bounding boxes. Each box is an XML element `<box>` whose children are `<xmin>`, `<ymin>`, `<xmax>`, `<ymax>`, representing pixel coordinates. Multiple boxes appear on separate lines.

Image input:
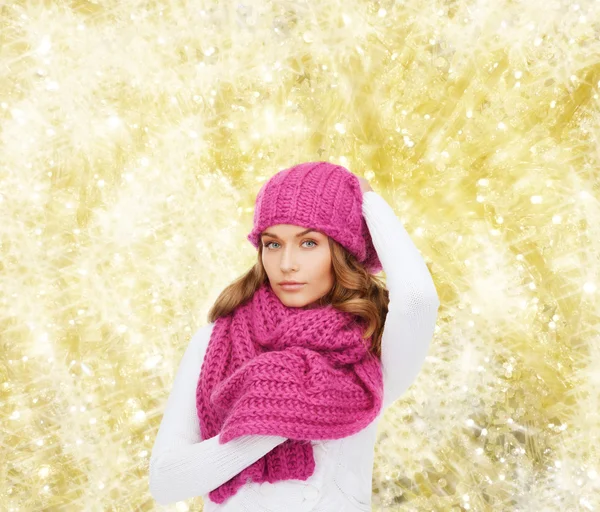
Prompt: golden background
<box><xmin>1</xmin><ymin>0</ymin><xmax>599</xmax><ymax>510</ymax></box>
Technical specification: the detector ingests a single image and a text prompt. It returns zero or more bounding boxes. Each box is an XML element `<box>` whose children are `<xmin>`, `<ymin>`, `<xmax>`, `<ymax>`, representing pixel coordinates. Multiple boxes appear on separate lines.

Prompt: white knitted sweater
<box><xmin>149</xmin><ymin>191</ymin><xmax>440</xmax><ymax>511</ymax></box>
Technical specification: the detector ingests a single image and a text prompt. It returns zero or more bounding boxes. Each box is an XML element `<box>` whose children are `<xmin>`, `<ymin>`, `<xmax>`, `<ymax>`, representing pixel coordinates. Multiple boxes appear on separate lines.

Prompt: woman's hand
<box><xmin>357</xmin><ymin>176</ymin><xmax>373</xmax><ymax>194</ymax></box>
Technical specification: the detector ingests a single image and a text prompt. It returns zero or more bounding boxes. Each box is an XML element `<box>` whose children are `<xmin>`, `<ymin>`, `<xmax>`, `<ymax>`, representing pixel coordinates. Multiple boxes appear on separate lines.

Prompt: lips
<box><xmin>279</xmin><ymin>283</ymin><xmax>305</xmax><ymax>291</ymax></box>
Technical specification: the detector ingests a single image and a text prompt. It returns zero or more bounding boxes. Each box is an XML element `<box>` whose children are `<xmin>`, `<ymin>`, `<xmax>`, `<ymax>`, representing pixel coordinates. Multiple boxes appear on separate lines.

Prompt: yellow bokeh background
<box><xmin>1</xmin><ymin>0</ymin><xmax>599</xmax><ymax>510</ymax></box>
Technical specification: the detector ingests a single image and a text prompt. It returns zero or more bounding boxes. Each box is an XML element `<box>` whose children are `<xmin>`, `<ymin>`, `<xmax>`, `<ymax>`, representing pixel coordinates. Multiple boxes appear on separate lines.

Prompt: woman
<box><xmin>149</xmin><ymin>161</ymin><xmax>440</xmax><ymax>511</ymax></box>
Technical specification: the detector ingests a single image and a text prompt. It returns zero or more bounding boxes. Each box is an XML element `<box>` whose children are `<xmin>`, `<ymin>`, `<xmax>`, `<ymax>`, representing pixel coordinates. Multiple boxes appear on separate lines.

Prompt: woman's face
<box><xmin>260</xmin><ymin>224</ymin><xmax>334</xmax><ymax>309</ymax></box>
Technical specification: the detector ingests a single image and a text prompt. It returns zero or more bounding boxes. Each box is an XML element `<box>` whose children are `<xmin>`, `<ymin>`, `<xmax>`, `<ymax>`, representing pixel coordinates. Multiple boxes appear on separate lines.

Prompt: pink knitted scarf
<box><xmin>196</xmin><ymin>280</ymin><xmax>384</xmax><ymax>504</ymax></box>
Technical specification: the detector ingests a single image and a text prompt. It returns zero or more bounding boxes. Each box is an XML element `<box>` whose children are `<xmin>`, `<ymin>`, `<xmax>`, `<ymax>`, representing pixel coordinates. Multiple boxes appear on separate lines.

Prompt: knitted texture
<box><xmin>196</xmin><ymin>281</ymin><xmax>384</xmax><ymax>504</ymax></box>
<box><xmin>246</xmin><ymin>161</ymin><xmax>383</xmax><ymax>274</ymax></box>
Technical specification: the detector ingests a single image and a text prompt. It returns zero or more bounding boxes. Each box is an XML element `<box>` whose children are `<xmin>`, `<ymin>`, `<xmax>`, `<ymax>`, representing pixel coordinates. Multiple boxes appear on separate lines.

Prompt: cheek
<box><xmin>261</xmin><ymin>253</ymin><xmax>275</xmax><ymax>273</ymax></box>
<box><xmin>314</xmin><ymin>251</ymin><xmax>332</xmax><ymax>275</ymax></box>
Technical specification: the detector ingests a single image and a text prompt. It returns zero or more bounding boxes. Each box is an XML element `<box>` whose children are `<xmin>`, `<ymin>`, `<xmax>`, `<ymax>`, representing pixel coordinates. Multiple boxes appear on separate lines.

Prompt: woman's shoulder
<box><xmin>190</xmin><ymin>321</ymin><xmax>215</xmax><ymax>344</ymax></box>
<box><xmin>182</xmin><ymin>321</ymin><xmax>216</xmax><ymax>364</ymax></box>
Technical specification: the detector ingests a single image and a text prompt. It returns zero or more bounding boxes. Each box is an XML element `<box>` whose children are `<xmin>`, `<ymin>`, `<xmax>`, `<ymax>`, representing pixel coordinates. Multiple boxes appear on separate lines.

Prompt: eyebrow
<box><xmin>260</xmin><ymin>228</ymin><xmax>320</xmax><ymax>240</ymax></box>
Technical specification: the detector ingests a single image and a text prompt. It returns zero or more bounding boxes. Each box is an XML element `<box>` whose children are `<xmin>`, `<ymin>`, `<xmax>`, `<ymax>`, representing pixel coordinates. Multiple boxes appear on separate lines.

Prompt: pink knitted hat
<box><xmin>247</xmin><ymin>161</ymin><xmax>383</xmax><ymax>274</ymax></box>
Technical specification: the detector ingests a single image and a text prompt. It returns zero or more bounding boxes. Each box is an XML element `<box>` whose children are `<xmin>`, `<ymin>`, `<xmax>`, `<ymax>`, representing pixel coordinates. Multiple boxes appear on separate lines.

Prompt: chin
<box><xmin>277</xmin><ymin>293</ymin><xmax>310</xmax><ymax>307</ymax></box>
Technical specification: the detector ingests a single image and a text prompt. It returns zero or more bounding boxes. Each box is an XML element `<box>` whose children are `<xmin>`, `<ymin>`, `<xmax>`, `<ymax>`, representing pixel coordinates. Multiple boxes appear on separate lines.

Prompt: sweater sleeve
<box><xmin>361</xmin><ymin>191</ymin><xmax>441</xmax><ymax>409</ymax></box>
<box><xmin>149</xmin><ymin>323</ymin><xmax>288</xmax><ymax>505</ymax></box>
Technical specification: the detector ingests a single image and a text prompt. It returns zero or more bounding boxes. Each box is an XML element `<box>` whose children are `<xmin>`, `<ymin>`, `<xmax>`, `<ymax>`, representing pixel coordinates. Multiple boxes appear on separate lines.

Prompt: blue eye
<box><xmin>263</xmin><ymin>240</ymin><xmax>317</xmax><ymax>250</ymax></box>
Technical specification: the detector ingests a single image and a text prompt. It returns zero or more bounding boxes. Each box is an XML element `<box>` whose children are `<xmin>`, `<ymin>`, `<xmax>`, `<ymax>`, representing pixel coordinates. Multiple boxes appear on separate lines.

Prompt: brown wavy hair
<box><xmin>207</xmin><ymin>236</ymin><xmax>390</xmax><ymax>359</ymax></box>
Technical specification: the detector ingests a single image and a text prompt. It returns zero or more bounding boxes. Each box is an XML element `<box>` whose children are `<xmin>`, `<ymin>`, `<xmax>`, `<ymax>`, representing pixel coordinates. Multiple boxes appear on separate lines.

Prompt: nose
<box><xmin>279</xmin><ymin>247</ymin><xmax>298</xmax><ymax>273</ymax></box>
